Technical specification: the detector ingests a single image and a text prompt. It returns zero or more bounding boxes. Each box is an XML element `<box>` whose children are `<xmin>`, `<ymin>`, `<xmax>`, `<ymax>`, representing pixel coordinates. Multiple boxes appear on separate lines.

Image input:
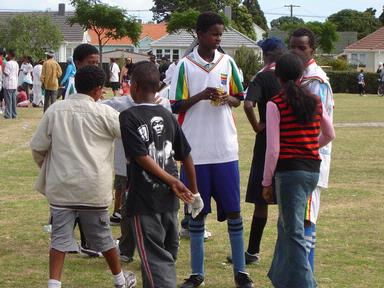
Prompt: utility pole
<box><xmin>284</xmin><ymin>4</ymin><xmax>300</xmax><ymax>21</ymax></box>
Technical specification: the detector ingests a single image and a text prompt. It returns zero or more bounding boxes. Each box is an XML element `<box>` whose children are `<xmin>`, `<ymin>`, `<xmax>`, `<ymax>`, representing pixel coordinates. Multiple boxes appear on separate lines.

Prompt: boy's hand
<box><xmin>170</xmin><ymin>179</ymin><xmax>194</xmax><ymax>203</ymax></box>
<box><xmin>262</xmin><ymin>186</ymin><xmax>274</xmax><ymax>204</ymax></box>
<box><xmin>187</xmin><ymin>193</ymin><xmax>204</xmax><ymax>218</ymax></box>
<box><xmin>200</xmin><ymin>87</ymin><xmax>220</xmax><ymax>100</ymax></box>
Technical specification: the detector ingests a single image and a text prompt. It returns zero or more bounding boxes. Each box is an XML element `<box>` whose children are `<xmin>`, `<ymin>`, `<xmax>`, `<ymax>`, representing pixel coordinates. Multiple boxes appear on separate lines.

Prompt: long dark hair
<box><xmin>275</xmin><ymin>53</ymin><xmax>319</xmax><ymax>124</ymax></box>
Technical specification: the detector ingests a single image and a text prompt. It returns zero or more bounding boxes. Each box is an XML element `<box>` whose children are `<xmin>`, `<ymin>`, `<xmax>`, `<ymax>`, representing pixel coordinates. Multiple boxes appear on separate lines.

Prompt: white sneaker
<box><xmin>115</xmin><ymin>271</ymin><xmax>136</xmax><ymax>288</ymax></box>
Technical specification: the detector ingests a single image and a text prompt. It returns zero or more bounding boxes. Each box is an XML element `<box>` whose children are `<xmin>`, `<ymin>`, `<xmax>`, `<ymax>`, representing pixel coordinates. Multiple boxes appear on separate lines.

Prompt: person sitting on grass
<box><xmin>30</xmin><ymin>65</ymin><xmax>136</xmax><ymax>288</ymax></box>
<box><xmin>119</xmin><ymin>61</ymin><xmax>204</xmax><ymax>287</ymax></box>
<box><xmin>16</xmin><ymin>85</ymin><xmax>30</xmax><ymax>107</ymax></box>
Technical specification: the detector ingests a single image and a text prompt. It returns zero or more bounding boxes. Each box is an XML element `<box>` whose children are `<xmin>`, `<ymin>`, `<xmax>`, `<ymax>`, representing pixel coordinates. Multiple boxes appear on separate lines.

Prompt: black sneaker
<box><xmin>110</xmin><ymin>212</ymin><xmax>122</xmax><ymax>225</ymax></box>
<box><xmin>180</xmin><ymin>274</ymin><xmax>205</xmax><ymax>288</ymax></box>
<box><xmin>234</xmin><ymin>272</ymin><xmax>254</xmax><ymax>288</ymax></box>
<box><xmin>227</xmin><ymin>252</ymin><xmax>260</xmax><ymax>265</ymax></box>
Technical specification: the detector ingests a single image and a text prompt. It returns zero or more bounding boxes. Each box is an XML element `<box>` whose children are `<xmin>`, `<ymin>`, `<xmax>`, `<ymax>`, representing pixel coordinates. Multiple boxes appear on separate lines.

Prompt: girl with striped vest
<box><xmin>262</xmin><ymin>53</ymin><xmax>335</xmax><ymax>288</ymax></box>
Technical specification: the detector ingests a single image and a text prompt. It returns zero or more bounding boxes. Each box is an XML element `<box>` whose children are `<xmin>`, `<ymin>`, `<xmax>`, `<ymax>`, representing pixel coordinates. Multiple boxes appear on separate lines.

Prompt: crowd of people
<box><xmin>0</xmin><ymin>10</ymin><xmax>338</xmax><ymax>288</ymax></box>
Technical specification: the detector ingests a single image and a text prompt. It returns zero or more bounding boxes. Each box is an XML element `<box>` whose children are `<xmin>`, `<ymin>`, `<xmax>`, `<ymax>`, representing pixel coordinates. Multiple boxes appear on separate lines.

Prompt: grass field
<box><xmin>0</xmin><ymin>93</ymin><xmax>383</xmax><ymax>288</ymax></box>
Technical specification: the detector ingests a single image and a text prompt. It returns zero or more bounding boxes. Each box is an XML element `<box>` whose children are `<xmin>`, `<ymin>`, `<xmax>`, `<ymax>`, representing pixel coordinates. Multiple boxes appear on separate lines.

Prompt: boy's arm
<box><xmin>136</xmin><ymin>155</ymin><xmax>193</xmax><ymax>204</ymax></box>
<box><xmin>30</xmin><ymin>112</ymin><xmax>52</xmax><ymax>167</ymax></box>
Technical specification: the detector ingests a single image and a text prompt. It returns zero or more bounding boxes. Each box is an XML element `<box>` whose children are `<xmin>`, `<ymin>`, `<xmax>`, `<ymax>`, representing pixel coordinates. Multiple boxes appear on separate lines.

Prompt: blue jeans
<box><xmin>268</xmin><ymin>170</ymin><xmax>319</xmax><ymax>288</ymax></box>
<box><xmin>4</xmin><ymin>89</ymin><xmax>17</xmax><ymax>119</ymax></box>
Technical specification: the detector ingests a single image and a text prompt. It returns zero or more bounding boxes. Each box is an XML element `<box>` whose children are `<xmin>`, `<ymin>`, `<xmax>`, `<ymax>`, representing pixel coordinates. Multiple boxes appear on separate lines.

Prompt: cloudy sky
<box><xmin>1</xmin><ymin>0</ymin><xmax>383</xmax><ymax>26</ymax></box>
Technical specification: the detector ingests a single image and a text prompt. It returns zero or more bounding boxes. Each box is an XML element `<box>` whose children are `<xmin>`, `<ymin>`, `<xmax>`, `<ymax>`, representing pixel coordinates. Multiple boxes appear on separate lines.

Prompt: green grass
<box><xmin>0</xmin><ymin>93</ymin><xmax>383</xmax><ymax>287</ymax></box>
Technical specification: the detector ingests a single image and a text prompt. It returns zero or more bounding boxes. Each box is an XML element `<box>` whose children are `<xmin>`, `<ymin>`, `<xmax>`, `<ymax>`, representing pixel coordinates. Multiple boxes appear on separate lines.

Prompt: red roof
<box><xmin>345</xmin><ymin>26</ymin><xmax>384</xmax><ymax>50</ymax></box>
<box><xmin>89</xmin><ymin>23</ymin><xmax>167</xmax><ymax>45</ymax></box>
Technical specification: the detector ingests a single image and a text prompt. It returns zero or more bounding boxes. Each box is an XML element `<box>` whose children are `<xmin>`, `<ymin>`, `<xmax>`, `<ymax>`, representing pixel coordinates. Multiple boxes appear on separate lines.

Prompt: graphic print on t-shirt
<box><xmin>138</xmin><ymin>116</ymin><xmax>175</xmax><ymax>189</ymax></box>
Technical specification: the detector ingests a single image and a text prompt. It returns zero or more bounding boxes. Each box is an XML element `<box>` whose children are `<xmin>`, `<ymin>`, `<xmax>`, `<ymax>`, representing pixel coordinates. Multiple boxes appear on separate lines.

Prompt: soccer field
<box><xmin>0</xmin><ymin>93</ymin><xmax>383</xmax><ymax>287</ymax></box>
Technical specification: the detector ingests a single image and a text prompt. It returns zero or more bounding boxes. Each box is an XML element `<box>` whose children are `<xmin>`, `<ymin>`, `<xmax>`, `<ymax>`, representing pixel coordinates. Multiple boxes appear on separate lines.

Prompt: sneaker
<box><xmin>120</xmin><ymin>254</ymin><xmax>134</xmax><ymax>263</ymax></box>
<box><xmin>179</xmin><ymin>228</ymin><xmax>212</xmax><ymax>241</ymax></box>
<box><xmin>180</xmin><ymin>274</ymin><xmax>205</xmax><ymax>288</ymax></box>
<box><xmin>227</xmin><ymin>252</ymin><xmax>260</xmax><ymax>265</ymax></box>
<box><xmin>110</xmin><ymin>212</ymin><xmax>122</xmax><ymax>225</ymax></box>
<box><xmin>234</xmin><ymin>272</ymin><xmax>254</xmax><ymax>288</ymax></box>
<box><xmin>115</xmin><ymin>271</ymin><xmax>137</xmax><ymax>288</ymax></box>
<box><xmin>80</xmin><ymin>245</ymin><xmax>103</xmax><ymax>258</ymax></box>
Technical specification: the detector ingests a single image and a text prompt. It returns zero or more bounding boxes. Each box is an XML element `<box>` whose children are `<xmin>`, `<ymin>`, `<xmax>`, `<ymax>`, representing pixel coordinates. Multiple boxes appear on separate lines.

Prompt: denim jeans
<box><xmin>4</xmin><ymin>89</ymin><xmax>17</xmax><ymax>119</ymax></box>
<box><xmin>268</xmin><ymin>170</ymin><xmax>319</xmax><ymax>288</ymax></box>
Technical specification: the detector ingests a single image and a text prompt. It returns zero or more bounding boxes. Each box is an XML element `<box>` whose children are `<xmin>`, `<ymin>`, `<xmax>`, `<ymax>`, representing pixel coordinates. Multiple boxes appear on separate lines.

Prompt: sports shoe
<box><xmin>179</xmin><ymin>228</ymin><xmax>212</xmax><ymax>241</ymax></box>
<box><xmin>234</xmin><ymin>272</ymin><xmax>254</xmax><ymax>288</ymax></box>
<box><xmin>115</xmin><ymin>271</ymin><xmax>137</xmax><ymax>288</ymax></box>
<box><xmin>80</xmin><ymin>245</ymin><xmax>103</xmax><ymax>258</ymax></box>
<box><xmin>180</xmin><ymin>274</ymin><xmax>205</xmax><ymax>288</ymax></box>
<box><xmin>227</xmin><ymin>252</ymin><xmax>260</xmax><ymax>265</ymax></box>
<box><xmin>110</xmin><ymin>212</ymin><xmax>122</xmax><ymax>225</ymax></box>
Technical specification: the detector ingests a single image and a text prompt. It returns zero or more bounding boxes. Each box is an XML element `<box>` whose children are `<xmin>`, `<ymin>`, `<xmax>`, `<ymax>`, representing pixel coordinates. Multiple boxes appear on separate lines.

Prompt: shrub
<box><xmin>234</xmin><ymin>46</ymin><xmax>263</xmax><ymax>87</ymax></box>
<box><xmin>327</xmin><ymin>71</ymin><xmax>379</xmax><ymax>94</ymax></box>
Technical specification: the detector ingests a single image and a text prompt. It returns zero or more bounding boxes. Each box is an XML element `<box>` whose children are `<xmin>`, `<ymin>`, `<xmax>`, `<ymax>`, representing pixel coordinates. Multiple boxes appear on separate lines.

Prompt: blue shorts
<box><xmin>181</xmin><ymin>161</ymin><xmax>240</xmax><ymax>222</ymax></box>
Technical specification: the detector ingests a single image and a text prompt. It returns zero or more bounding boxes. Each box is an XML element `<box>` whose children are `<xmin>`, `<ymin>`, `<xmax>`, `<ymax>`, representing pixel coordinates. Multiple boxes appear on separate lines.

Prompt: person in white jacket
<box><xmin>32</xmin><ymin>60</ymin><xmax>44</xmax><ymax>107</ymax></box>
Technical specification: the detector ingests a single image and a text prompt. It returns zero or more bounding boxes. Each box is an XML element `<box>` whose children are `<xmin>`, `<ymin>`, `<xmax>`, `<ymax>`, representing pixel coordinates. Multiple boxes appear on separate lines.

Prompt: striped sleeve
<box><xmin>169</xmin><ymin>61</ymin><xmax>189</xmax><ymax>102</ymax></box>
<box><xmin>229</xmin><ymin>59</ymin><xmax>244</xmax><ymax>99</ymax></box>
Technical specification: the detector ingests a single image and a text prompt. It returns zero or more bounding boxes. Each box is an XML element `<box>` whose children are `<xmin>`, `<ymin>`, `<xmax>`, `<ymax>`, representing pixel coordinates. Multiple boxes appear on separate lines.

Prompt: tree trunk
<box><xmin>98</xmin><ymin>39</ymin><xmax>103</xmax><ymax>68</ymax></box>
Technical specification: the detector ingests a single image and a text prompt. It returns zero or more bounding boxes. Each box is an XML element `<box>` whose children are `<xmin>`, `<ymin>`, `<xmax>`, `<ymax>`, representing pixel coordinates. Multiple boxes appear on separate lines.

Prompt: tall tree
<box><xmin>0</xmin><ymin>14</ymin><xmax>62</xmax><ymax>61</ymax></box>
<box><xmin>270</xmin><ymin>16</ymin><xmax>304</xmax><ymax>29</ymax></box>
<box><xmin>328</xmin><ymin>9</ymin><xmax>380</xmax><ymax>39</ymax></box>
<box><xmin>243</xmin><ymin>0</ymin><xmax>268</xmax><ymax>31</ymax></box>
<box><xmin>153</xmin><ymin>0</ymin><xmax>257</xmax><ymax>40</ymax></box>
<box><xmin>68</xmin><ymin>0</ymin><xmax>141</xmax><ymax>64</ymax></box>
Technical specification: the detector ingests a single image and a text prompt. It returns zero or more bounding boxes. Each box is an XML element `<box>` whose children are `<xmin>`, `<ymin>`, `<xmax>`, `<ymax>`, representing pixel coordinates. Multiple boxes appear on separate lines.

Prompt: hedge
<box><xmin>327</xmin><ymin>71</ymin><xmax>380</xmax><ymax>94</ymax></box>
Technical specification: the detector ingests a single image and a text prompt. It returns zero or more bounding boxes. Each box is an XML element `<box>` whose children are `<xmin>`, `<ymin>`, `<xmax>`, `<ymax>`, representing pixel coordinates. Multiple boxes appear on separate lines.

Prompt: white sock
<box><xmin>48</xmin><ymin>279</ymin><xmax>61</xmax><ymax>288</ymax></box>
<box><xmin>113</xmin><ymin>271</ymin><xmax>125</xmax><ymax>286</ymax></box>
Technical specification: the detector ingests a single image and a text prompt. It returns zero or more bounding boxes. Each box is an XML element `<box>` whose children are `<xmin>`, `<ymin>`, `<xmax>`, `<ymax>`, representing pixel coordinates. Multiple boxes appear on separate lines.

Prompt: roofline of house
<box><xmin>344</xmin><ymin>49</ymin><xmax>384</xmax><ymax>52</ymax></box>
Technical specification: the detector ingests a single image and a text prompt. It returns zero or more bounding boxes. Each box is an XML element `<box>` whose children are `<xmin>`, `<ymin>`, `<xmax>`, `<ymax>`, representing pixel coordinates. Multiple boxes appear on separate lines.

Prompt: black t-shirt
<box><xmin>245</xmin><ymin>70</ymin><xmax>281</xmax><ymax>124</ymax></box>
<box><xmin>119</xmin><ymin>104</ymin><xmax>191</xmax><ymax>215</ymax></box>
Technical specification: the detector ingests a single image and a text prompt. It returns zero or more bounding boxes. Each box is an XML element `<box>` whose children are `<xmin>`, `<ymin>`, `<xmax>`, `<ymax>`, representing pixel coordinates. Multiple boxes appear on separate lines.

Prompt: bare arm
<box><xmin>319</xmin><ymin>107</ymin><xmax>336</xmax><ymax>148</ymax></box>
<box><xmin>136</xmin><ymin>155</ymin><xmax>194</xmax><ymax>203</ymax></box>
<box><xmin>243</xmin><ymin>100</ymin><xmax>265</xmax><ymax>133</ymax></box>
<box><xmin>178</xmin><ymin>87</ymin><xmax>218</xmax><ymax>113</ymax></box>
<box><xmin>180</xmin><ymin>154</ymin><xmax>198</xmax><ymax>194</ymax></box>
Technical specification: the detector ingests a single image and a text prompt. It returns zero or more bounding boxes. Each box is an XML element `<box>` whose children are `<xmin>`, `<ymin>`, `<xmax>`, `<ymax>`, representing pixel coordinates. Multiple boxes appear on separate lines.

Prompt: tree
<box><xmin>156</xmin><ymin>0</ymin><xmax>257</xmax><ymax>40</ymax></box>
<box><xmin>243</xmin><ymin>0</ymin><xmax>268</xmax><ymax>31</ymax></box>
<box><xmin>270</xmin><ymin>16</ymin><xmax>304</xmax><ymax>29</ymax></box>
<box><xmin>68</xmin><ymin>0</ymin><xmax>141</xmax><ymax>64</ymax></box>
<box><xmin>0</xmin><ymin>14</ymin><xmax>62</xmax><ymax>61</ymax></box>
<box><xmin>328</xmin><ymin>9</ymin><xmax>380</xmax><ymax>39</ymax></box>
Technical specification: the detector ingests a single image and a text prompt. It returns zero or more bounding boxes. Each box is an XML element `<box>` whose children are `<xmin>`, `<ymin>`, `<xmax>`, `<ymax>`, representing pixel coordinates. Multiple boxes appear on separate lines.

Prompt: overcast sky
<box><xmin>1</xmin><ymin>0</ymin><xmax>383</xmax><ymax>26</ymax></box>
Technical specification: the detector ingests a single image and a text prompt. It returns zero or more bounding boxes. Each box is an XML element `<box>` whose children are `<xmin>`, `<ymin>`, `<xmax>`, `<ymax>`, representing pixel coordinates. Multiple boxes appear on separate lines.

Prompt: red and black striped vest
<box><xmin>271</xmin><ymin>92</ymin><xmax>322</xmax><ymax>162</ymax></box>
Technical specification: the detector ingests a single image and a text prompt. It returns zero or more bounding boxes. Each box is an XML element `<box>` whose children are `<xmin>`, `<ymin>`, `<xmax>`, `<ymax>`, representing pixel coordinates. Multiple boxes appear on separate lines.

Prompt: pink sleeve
<box><xmin>262</xmin><ymin>102</ymin><xmax>280</xmax><ymax>187</ymax></box>
<box><xmin>319</xmin><ymin>105</ymin><xmax>336</xmax><ymax>147</ymax></box>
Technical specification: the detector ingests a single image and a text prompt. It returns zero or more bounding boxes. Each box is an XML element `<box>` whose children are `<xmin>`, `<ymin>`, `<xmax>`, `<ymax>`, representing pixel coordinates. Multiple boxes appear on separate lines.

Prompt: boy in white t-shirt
<box><xmin>170</xmin><ymin>12</ymin><xmax>254</xmax><ymax>288</ymax></box>
<box><xmin>110</xmin><ymin>58</ymin><xmax>121</xmax><ymax>96</ymax></box>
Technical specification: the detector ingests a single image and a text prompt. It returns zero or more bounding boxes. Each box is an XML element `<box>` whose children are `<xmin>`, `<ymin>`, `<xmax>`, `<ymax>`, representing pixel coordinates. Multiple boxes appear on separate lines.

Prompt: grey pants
<box><xmin>44</xmin><ymin>89</ymin><xmax>57</xmax><ymax>112</ymax></box>
<box><xmin>119</xmin><ymin>191</ymin><xmax>136</xmax><ymax>257</ymax></box>
<box><xmin>4</xmin><ymin>89</ymin><xmax>17</xmax><ymax>119</ymax></box>
<box><xmin>131</xmin><ymin>212</ymin><xmax>179</xmax><ymax>288</ymax></box>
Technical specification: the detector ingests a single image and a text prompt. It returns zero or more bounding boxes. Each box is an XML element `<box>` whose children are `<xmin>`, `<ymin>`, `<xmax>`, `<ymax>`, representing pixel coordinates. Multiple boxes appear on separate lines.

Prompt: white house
<box><xmin>344</xmin><ymin>26</ymin><xmax>384</xmax><ymax>72</ymax></box>
<box><xmin>150</xmin><ymin>27</ymin><xmax>261</xmax><ymax>62</ymax></box>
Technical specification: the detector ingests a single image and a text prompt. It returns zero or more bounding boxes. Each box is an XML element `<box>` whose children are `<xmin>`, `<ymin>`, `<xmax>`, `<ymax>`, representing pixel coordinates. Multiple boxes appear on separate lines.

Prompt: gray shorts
<box><xmin>50</xmin><ymin>207</ymin><xmax>115</xmax><ymax>253</ymax></box>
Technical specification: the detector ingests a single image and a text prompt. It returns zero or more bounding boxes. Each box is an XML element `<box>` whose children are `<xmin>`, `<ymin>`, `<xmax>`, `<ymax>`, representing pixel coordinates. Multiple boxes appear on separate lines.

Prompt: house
<box><xmin>101</xmin><ymin>50</ymin><xmax>150</xmax><ymax>63</ymax></box>
<box><xmin>253</xmin><ymin>23</ymin><xmax>266</xmax><ymax>42</ymax></box>
<box><xmin>88</xmin><ymin>23</ymin><xmax>167</xmax><ymax>54</ymax></box>
<box><xmin>0</xmin><ymin>3</ymin><xmax>89</xmax><ymax>62</ymax></box>
<box><xmin>344</xmin><ymin>27</ymin><xmax>384</xmax><ymax>72</ymax></box>
<box><xmin>150</xmin><ymin>27</ymin><xmax>261</xmax><ymax>62</ymax></box>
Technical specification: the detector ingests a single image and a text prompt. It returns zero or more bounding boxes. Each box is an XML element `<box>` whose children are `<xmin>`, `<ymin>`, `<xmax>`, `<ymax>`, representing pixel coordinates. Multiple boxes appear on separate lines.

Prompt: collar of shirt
<box><xmin>192</xmin><ymin>45</ymin><xmax>222</xmax><ymax>70</ymax></box>
<box><xmin>69</xmin><ymin>93</ymin><xmax>96</xmax><ymax>102</ymax></box>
